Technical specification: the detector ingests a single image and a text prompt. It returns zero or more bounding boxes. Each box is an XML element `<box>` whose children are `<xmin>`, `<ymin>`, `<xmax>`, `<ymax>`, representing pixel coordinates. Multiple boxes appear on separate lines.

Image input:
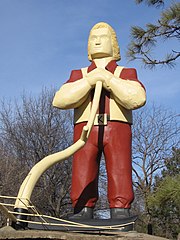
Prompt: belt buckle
<box><xmin>94</xmin><ymin>114</ymin><xmax>107</xmax><ymax>126</ymax></box>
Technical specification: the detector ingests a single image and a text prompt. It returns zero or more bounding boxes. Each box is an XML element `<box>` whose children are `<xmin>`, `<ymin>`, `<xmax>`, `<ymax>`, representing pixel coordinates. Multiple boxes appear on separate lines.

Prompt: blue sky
<box><xmin>0</xmin><ymin>0</ymin><xmax>179</xmax><ymax>113</ymax></box>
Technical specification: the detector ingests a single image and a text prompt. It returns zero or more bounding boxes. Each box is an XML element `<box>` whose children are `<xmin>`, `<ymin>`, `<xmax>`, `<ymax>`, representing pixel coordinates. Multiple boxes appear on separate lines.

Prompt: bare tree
<box><xmin>0</xmin><ymin>88</ymin><xmax>74</xmax><ymax>219</ymax></box>
<box><xmin>131</xmin><ymin>104</ymin><xmax>180</xmax><ymax>233</ymax></box>
<box><xmin>0</xmin><ymin>140</ymin><xmax>26</xmax><ymax>227</ymax></box>
<box><xmin>94</xmin><ymin>156</ymin><xmax>109</xmax><ymax>219</ymax></box>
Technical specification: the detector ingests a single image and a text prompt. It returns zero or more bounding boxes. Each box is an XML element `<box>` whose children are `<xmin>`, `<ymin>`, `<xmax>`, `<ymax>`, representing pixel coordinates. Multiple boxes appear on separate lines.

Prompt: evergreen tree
<box><xmin>148</xmin><ymin>148</ymin><xmax>180</xmax><ymax>239</ymax></box>
<box><xmin>162</xmin><ymin>147</ymin><xmax>180</xmax><ymax>177</ymax></box>
<box><xmin>127</xmin><ymin>1</ymin><xmax>180</xmax><ymax>68</ymax></box>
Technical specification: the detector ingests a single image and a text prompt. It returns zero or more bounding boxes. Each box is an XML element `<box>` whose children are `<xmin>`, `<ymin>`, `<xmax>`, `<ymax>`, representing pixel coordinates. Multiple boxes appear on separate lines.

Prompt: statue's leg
<box><xmin>104</xmin><ymin>122</ymin><xmax>134</xmax><ymax>212</ymax></box>
<box><xmin>70</xmin><ymin>123</ymin><xmax>101</xmax><ymax>216</ymax></box>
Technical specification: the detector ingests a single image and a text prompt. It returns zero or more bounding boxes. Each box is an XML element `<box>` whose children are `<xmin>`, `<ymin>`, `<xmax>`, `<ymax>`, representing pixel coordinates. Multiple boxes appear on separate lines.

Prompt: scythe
<box><xmin>13</xmin><ymin>81</ymin><xmax>102</xmax><ymax>220</ymax></box>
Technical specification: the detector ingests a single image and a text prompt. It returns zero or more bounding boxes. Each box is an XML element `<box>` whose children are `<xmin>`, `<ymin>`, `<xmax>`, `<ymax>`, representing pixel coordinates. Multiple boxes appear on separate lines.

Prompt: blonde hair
<box><xmin>88</xmin><ymin>22</ymin><xmax>121</xmax><ymax>61</ymax></box>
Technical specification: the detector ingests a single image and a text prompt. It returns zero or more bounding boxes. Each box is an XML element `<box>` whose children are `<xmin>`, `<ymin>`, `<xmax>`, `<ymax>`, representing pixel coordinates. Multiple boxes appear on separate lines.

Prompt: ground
<box><xmin>0</xmin><ymin>226</ymin><xmax>170</xmax><ymax>240</ymax></box>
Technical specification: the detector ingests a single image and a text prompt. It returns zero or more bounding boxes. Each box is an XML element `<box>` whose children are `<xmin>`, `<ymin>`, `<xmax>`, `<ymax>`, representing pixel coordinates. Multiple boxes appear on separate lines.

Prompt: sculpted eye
<box><xmin>101</xmin><ymin>35</ymin><xmax>108</xmax><ymax>40</ymax></box>
<box><xmin>90</xmin><ymin>36</ymin><xmax>96</xmax><ymax>41</ymax></box>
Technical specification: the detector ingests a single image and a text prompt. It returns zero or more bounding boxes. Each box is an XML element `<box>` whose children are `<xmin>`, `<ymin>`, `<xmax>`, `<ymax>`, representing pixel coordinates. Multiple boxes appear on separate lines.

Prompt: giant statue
<box><xmin>53</xmin><ymin>22</ymin><xmax>146</xmax><ymax>220</ymax></box>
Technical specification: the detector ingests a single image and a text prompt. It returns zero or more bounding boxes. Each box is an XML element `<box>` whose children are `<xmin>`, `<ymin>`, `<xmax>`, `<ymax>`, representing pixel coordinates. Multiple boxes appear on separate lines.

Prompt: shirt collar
<box><xmin>87</xmin><ymin>60</ymin><xmax>118</xmax><ymax>73</ymax></box>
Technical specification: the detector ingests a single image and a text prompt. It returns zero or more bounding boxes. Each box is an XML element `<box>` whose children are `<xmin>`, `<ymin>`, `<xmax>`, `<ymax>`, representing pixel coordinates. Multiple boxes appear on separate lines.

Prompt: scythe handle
<box><xmin>14</xmin><ymin>81</ymin><xmax>103</xmax><ymax>210</ymax></box>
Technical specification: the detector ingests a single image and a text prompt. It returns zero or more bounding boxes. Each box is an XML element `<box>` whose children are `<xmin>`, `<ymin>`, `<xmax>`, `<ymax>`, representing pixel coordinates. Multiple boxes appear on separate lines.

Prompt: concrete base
<box><xmin>0</xmin><ymin>226</ymin><xmax>170</xmax><ymax>240</ymax></box>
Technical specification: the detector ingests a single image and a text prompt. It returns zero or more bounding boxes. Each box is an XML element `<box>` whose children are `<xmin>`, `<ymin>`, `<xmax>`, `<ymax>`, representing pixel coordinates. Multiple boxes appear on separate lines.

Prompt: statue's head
<box><xmin>88</xmin><ymin>22</ymin><xmax>121</xmax><ymax>61</ymax></box>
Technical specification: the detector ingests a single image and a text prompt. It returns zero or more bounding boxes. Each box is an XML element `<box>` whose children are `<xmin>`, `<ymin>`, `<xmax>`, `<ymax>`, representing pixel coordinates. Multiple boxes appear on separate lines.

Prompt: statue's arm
<box><xmin>109</xmin><ymin>68</ymin><xmax>146</xmax><ymax>110</ymax></box>
<box><xmin>53</xmin><ymin>70</ymin><xmax>92</xmax><ymax>109</ymax></box>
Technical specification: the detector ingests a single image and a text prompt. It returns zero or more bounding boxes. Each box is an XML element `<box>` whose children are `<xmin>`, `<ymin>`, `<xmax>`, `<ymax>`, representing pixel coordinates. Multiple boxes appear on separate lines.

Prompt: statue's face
<box><xmin>89</xmin><ymin>28</ymin><xmax>113</xmax><ymax>59</ymax></box>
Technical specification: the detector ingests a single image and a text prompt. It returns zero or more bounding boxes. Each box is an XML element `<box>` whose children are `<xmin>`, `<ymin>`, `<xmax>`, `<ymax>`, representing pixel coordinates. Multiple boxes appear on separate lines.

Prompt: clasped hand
<box><xmin>86</xmin><ymin>68</ymin><xmax>113</xmax><ymax>91</ymax></box>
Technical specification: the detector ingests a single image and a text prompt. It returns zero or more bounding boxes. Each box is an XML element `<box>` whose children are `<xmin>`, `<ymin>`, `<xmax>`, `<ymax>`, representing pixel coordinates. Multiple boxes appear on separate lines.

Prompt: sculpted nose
<box><xmin>95</xmin><ymin>37</ymin><xmax>101</xmax><ymax>45</ymax></box>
